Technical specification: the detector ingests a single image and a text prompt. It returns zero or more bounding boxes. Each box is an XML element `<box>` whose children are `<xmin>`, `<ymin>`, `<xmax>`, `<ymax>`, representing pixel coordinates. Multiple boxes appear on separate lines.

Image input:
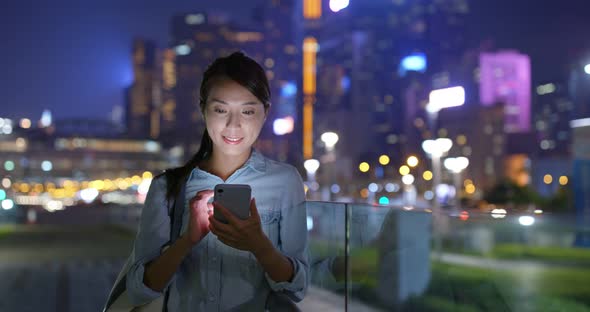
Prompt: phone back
<box><xmin>214</xmin><ymin>184</ymin><xmax>251</xmax><ymax>223</ymax></box>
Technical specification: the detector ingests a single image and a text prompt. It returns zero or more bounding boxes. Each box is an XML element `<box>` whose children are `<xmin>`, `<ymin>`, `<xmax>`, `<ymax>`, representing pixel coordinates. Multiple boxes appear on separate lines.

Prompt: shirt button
<box><xmin>209</xmin><ymin>295</ymin><xmax>216</xmax><ymax>301</ymax></box>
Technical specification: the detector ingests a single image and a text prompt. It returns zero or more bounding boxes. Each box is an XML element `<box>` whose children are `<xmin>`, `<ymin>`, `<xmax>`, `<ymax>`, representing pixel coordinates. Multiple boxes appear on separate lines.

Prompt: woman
<box><xmin>126</xmin><ymin>52</ymin><xmax>308</xmax><ymax>311</ymax></box>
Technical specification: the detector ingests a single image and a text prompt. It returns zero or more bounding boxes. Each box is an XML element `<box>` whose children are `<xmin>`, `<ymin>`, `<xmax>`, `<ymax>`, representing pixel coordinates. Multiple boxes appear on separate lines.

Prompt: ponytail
<box><xmin>164</xmin><ymin>130</ymin><xmax>213</xmax><ymax>199</ymax></box>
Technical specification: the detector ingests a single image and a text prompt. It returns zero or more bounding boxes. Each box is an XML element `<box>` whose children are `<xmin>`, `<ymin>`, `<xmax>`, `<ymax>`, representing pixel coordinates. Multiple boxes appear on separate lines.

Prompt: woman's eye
<box><xmin>243</xmin><ymin>110</ymin><xmax>255</xmax><ymax>115</ymax></box>
<box><xmin>214</xmin><ymin>108</ymin><xmax>226</xmax><ymax>114</ymax></box>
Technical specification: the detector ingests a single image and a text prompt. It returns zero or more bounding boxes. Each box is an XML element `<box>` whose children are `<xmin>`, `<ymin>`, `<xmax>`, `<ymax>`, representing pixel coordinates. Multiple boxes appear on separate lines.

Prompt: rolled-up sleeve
<box><xmin>126</xmin><ymin>175</ymin><xmax>173</xmax><ymax>306</ymax></box>
<box><xmin>265</xmin><ymin>167</ymin><xmax>309</xmax><ymax>302</ymax></box>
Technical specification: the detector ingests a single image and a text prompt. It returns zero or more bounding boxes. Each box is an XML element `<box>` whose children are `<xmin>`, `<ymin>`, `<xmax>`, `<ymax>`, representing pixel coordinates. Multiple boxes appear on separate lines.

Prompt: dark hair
<box><xmin>164</xmin><ymin>51</ymin><xmax>271</xmax><ymax>198</ymax></box>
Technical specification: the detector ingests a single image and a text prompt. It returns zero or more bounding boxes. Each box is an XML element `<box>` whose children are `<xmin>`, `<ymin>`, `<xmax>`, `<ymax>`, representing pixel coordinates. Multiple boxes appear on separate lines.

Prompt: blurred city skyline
<box><xmin>2</xmin><ymin>2</ymin><xmax>590</xmax><ymax>310</ymax></box>
<box><xmin>1</xmin><ymin>0</ymin><xmax>589</xmax><ymax>120</ymax></box>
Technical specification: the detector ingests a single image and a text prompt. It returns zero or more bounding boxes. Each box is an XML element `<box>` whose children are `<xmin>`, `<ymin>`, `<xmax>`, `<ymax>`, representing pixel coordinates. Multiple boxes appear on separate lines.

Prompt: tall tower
<box><xmin>300</xmin><ymin>0</ymin><xmax>323</xmax><ymax>161</ymax></box>
<box><xmin>250</xmin><ymin>0</ymin><xmax>301</xmax><ymax>163</ymax></box>
<box><xmin>126</xmin><ymin>39</ymin><xmax>158</xmax><ymax>139</ymax></box>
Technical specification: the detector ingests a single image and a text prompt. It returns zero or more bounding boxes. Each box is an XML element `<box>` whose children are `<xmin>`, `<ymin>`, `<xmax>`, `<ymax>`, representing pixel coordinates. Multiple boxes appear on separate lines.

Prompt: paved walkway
<box><xmin>0</xmin><ymin>260</ymin><xmax>380</xmax><ymax>312</ymax></box>
<box><xmin>0</xmin><ymin>225</ymin><xmax>379</xmax><ymax>312</ymax></box>
<box><xmin>298</xmin><ymin>286</ymin><xmax>381</xmax><ymax>311</ymax></box>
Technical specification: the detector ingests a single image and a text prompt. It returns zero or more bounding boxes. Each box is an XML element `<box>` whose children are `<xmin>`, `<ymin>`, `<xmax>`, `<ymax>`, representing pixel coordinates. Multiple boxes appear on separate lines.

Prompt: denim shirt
<box><xmin>126</xmin><ymin>150</ymin><xmax>309</xmax><ymax>311</ymax></box>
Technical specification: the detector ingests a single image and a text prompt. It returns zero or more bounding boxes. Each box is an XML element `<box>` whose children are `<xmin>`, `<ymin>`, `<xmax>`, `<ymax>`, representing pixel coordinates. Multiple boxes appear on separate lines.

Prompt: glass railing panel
<box><xmin>338</xmin><ymin>206</ymin><xmax>590</xmax><ymax>312</ymax></box>
<box><xmin>305</xmin><ymin>201</ymin><xmax>348</xmax><ymax>310</ymax></box>
<box><xmin>347</xmin><ymin>204</ymin><xmax>433</xmax><ymax>311</ymax></box>
<box><xmin>432</xmin><ymin>211</ymin><xmax>590</xmax><ymax>312</ymax></box>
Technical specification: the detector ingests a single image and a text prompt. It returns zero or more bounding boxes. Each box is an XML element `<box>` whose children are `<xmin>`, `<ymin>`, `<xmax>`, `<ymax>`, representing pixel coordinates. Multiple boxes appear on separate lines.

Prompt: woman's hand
<box><xmin>209</xmin><ymin>198</ymin><xmax>271</xmax><ymax>254</ymax></box>
<box><xmin>210</xmin><ymin>198</ymin><xmax>295</xmax><ymax>283</ymax></box>
<box><xmin>186</xmin><ymin>190</ymin><xmax>214</xmax><ymax>245</ymax></box>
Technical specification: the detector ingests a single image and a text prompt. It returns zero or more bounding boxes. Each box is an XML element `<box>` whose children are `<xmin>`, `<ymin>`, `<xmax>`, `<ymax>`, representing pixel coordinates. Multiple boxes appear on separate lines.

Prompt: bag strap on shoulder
<box><xmin>168</xmin><ymin>172</ymin><xmax>186</xmax><ymax>245</ymax></box>
<box><xmin>161</xmin><ymin>171</ymin><xmax>187</xmax><ymax>312</ymax></box>
<box><xmin>103</xmin><ymin>173</ymin><xmax>187</xmax><ymax>312</ymax></box>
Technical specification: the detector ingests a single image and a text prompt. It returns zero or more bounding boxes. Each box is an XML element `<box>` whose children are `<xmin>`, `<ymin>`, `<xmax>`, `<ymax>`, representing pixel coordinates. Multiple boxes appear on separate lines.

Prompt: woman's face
<box><xmin>204</xmin><ymin>78</ymin><xmax>267</xmax><ymax>159</ymax></box>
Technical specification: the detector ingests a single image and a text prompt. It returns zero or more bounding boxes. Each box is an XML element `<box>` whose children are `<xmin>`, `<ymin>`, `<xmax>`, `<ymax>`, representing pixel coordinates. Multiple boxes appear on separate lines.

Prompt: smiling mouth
<box><xmin>223</xmin><ymin>136</ymin><xmax>244</xmax><ymax>144</ymax></box>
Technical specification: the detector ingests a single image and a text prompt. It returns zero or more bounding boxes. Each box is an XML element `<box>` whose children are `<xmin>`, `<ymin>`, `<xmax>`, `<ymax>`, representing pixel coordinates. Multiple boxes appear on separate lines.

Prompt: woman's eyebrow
<box><xmin>209</xmin><ymin>98</ymin><xmax>260</xmax><ymax>106</ymax></box>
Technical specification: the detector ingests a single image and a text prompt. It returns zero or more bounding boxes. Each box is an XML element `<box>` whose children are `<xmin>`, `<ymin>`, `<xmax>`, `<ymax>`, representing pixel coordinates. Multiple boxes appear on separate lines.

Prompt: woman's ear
<box><xmin>200</xmin><ymin>100</ymin><xmax>207</xmax><ymax>121</ymax></box>
<box><xmin>264</xmin><ymin>103</ymin><xmax>271</xmax><ymax>120</ymax></box>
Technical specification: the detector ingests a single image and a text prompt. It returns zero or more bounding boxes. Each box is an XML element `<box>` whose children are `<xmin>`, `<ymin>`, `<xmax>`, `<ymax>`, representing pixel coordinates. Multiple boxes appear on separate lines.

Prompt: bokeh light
<box><xmin>407</xmin><ymin>156</ymin><xmax>419</xmax><ymax>167</ymax></box>
<box><xmin>359</xmin><ymin>162</ymin><xmax>370</xmax><ymax>173</ymax></box>
<box><xmin>399</xmin><ymin>165</ymin><xmax>410</xmax><ymax>176</ymax></box>
<box><xmin>543</xmin><ymin>174</ymin><xmax>553</xmax><ymax>184</ymax></box>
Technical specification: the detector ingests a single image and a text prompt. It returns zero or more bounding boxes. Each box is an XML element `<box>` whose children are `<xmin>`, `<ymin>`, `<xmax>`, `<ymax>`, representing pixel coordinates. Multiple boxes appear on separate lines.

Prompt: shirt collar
<box><xmin>187</xmin><ymin>148</ymin><xmax>266</xmax><ymax>181</ymax></box>
<box><xmin>244</xmin><ymin>148</ymin><xmax>266</xmax><ymax>173</ymax></box>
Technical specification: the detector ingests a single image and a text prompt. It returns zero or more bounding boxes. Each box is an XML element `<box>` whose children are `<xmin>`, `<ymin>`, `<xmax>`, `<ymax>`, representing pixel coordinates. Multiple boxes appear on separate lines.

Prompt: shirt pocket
<box><xmin>259</xmin><ymin>209</ymin><xmax>281</xmax><ymax>247</ymax></box>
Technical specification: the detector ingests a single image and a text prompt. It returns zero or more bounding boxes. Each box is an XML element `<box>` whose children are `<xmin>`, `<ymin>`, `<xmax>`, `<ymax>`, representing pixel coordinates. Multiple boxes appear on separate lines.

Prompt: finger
<box><xmin>210</xmin><ymin>229</ymin><xmax>239</xmax><ymax>245</ymax></box>
<box><xmin>209</xmin><ymin>223</ymin><xmax>239</xmax><ymax>242</ymax></box>
<box><xmin>249</xmin><ymin>198</ymin><xmax>260</xmax><ymax>219</ymax></box>
<box><xmin>190</xmin><ymin>190</ymin><xmax>214</xmax><ymax>207</ymax></box>
<box><xmin>216</xmin><ymin>236</ymin><xmax>240</xmax><ymax>248</ymax></box>
<box><xmin>209</xmin><ymin>216</ymin><xmax>235</xmax><ymax>235</ymax></box>
<box><xmin>193</xmin><ymin>190</ymin><xmax>214</xmax><ymax>202</ymax></box>
<box><xmin>196</xmin><ymin>189</ymin><xmax>214</xmax><ymax>198</ymax></box>
<box><xmin>213</xmin><ymin>202</ymin><xmax>241</xmax><ymax>226</ymax></box>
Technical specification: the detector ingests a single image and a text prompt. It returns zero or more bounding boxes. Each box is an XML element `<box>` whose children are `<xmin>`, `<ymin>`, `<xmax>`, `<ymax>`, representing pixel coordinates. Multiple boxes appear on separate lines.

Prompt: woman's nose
<box><xmin>226</xmin><ymin>112</ymin><xmax>241</xmax><ymax>128</ymax></box>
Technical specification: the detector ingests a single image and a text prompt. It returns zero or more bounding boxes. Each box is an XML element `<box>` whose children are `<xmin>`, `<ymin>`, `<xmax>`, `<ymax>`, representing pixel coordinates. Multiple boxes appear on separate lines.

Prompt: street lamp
<box><xmin>303</xmin><ymin>159</ymin><xmax>320</xmax><ymax>191</ymax></box>
<box><xmin>443</xmin><ymin>157</ymin><xmax>469</xmax><ymax>174</ymax></box>
<box><xmin>427</xmin><ymin>86</ymin><xmax>466</xmax><ymax>113</ymax></box>
<box><xmin>304</xmin><ymin>159</ymin><xmax>320</xmax><ymax>200</ymax></box>
<box><xmin>321</xmin><ymin>132</ymin><xmax>339</xmax><ymax>152</ymax></box>
<box><xmin>329</xmin><ymin>0</ymin><xmax>350</xmax><ymax>12</ymax></box>
<box><xmin>422</xmin><ymin>138</ymin><xmax>453</xmax><ymax>212</ymax></box>
<box><xmin>426</xmin><ymin>86</ymin><xmax>465</xmax><ymax>131</ymax></box>
<box><xmin>402</xmin><ymin>174</ymin><xmax>416</xmax><ymax>206</ymax></box>
<box><xmin>443</xmin><ymin>157</ymin><xmax>469</xmax><ymax>209</ymax></box>
<box><xmin>584</xmin><ymin>64</ymin><xmax>590</xmax><ymax>75</ymax></box>
<box><xmin>320</xmin><ymin>132</ymin><xmax>339</xmax><ymax>200</ymax></box>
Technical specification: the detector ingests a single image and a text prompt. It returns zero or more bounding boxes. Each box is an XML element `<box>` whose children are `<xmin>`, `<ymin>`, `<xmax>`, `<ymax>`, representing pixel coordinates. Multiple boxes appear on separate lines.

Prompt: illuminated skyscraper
<box><xmin>301</xmin><ymin>0</ymin><xmax>470</xmax><ymax>179</ymax></box>
<box><xmin>532</xmin><ymin>80</ymin><xmax>572</xmax><ymax>157</ymax></box>
<box><xmin>479</xmin><ymin>51</ymin><xmax>532</xmax><ymax>133</ymax></box>
<box><xmin>157</xmin><ymin>49</ymin><xmax>177</xmax><ymax>142</ymax></box>
<box><xmin>126</xmin><ymin>39</ymin><xmax>158</xmax><ymax>139</ymax></box>
<box><xmin>251</xmin><ymin>0</ymin><xmax>301</xmax><ymax>163</ymax></box>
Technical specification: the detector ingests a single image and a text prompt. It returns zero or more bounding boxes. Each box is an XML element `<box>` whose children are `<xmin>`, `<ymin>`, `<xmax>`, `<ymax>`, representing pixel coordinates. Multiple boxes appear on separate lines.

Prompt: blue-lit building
<box><xmin>533</xmin><ymin>80</ymin><xmax>573</xmax><ymax>158</ymax></box>
<box><xmin>300</xmin><ymin>0</ymin><xmax>470</xmax><ymax>187</ymax></box>
<box><xmin>526</xmin><ymin>78</ymin><xmax>573</xmax><ymax>197</ymax></box>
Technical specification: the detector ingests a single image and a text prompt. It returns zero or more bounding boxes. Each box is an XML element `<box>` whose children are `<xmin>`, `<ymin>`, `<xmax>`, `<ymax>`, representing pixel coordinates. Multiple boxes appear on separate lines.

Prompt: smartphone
<box><xmin>213</xmin><ymin>184</ymin><xmax>252</xmax><ymax>223</ymax></box>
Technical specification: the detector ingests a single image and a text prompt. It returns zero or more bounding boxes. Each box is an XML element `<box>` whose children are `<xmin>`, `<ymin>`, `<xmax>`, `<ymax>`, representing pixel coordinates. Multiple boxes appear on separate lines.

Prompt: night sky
<box><xmin>1</xmin><ymin>0</ymin><xmax>588</xmax><ymax>121</ymax></box>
